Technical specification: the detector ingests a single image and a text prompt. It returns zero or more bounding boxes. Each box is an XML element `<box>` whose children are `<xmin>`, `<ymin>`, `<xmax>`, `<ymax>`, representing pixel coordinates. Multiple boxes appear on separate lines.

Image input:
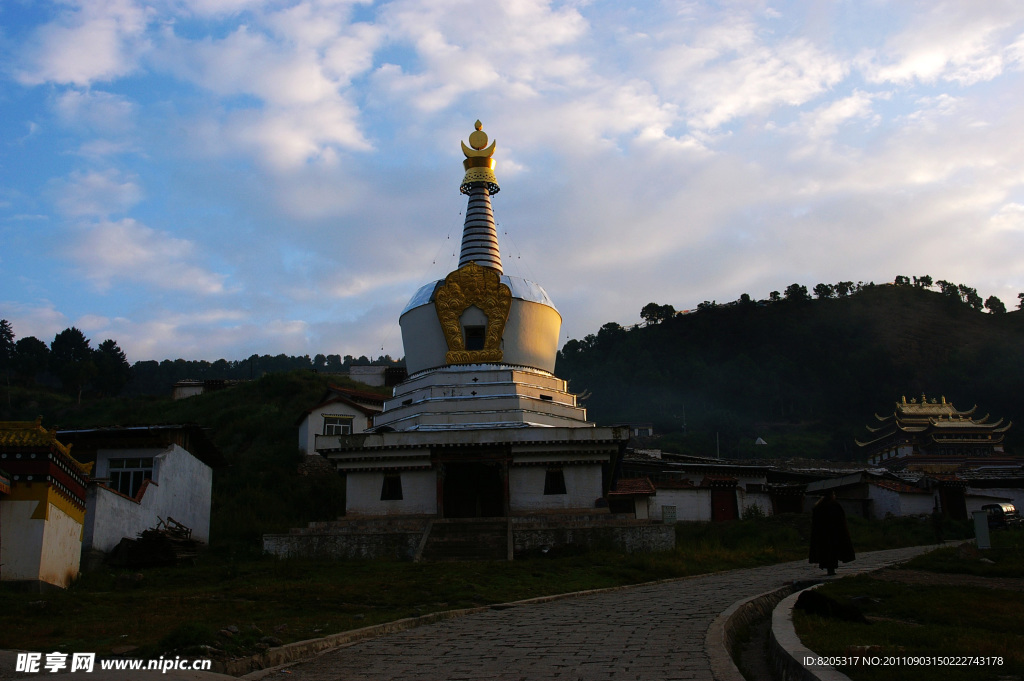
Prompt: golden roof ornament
<box><xmin>460</xmin><ymin>120</ymin><xmax>499</xmax><ymax>195</ymax></box>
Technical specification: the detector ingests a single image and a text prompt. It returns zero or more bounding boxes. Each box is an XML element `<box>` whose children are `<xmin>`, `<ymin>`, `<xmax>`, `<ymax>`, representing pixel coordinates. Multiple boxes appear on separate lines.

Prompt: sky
<box><xmin>2</xmin><ymin>0</ymin><xmax>1024</xmax><ymax>364</ymax></box>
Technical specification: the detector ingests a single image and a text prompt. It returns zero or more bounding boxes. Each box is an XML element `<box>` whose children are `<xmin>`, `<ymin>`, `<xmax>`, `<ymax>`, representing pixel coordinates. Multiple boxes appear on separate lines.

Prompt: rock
<box><xmin>260</xmin><ymin>636</ymin><xmax>283</xmax><ymax>647</ymax></box>
<box><xmin>219</xmin><ymin>629</ymin><xmax>234</xmax><ymax>639</ymax></box>
<box><xmin>226</xmin><ymin>625</ymin><xmax>240</xmax><ymax>634</ymax></box>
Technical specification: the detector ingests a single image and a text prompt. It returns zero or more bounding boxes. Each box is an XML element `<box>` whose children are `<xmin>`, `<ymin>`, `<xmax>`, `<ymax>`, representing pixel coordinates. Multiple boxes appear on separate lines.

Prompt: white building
<box><xmin>296</xmin><ymin>385</ymin><xmax>384</xmax><ymax>456</ymax></box>
<box><xmin>0</xmin><ymin>420</ymin><xmax>91</xmax><ymax>590</ymax></box>
<box><xmin>58</xmin><ymin>425</ymin><xmax>222</xmax><ymax>555</ymax></box>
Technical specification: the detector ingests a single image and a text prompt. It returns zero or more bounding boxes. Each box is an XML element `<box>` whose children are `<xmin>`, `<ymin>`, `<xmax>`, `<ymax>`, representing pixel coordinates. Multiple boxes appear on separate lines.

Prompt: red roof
<box><xmin>609</xmin><ymin>477</ymin><xmax>656</xmax><ymax>496</ymax></box>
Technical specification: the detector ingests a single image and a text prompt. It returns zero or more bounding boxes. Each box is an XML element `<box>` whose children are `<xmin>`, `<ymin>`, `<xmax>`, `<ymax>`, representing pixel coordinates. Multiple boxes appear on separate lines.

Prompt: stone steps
<box><xmin>420</xmin><ymin>519</ymin><xmax>509</xmax><ymax>561</ymax></box>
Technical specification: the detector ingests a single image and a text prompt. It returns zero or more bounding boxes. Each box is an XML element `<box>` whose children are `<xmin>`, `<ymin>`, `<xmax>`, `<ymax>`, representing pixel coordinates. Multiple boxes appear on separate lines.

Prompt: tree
<box><xmin>93</xmin><ymin>339</ymin><xmax>132</xmax><ymax>396</ymax></box>
<box><xmin>641</xmin><ymin>302</ymin><xmax>676</xmax><ymax>325</ymax></box>
<box><xmin>697</xmin><ymin>300</ymin><xmax>717</xmax><ymax>312</ymax></box>
<box><xmin>1019</xmin><ymin>292</ymin><xmax>1024</xmax><ymax>310</ymax></box>
<box><xmin>813</xmin><ymin>283</ymin><xmax>835</xmax><ymax>299</ymax></box>
<box><xmin>936</xmin><ymin>280</ymin><xmax>959</xmax><ymax>298</ymax></box>
<box><xmin>984</xmin><ymin>296</ymin><xmax>1007</xmax><ymax>314</ymax></box>
<box><xmin>784</xmin><ymin>283</ymin><xmax>809</xmax><ymax>302</ymax></box>
<box><xmin>50</xmin><ymin>327</ymin><xmax>96</xmax><ymax>403</ymax></box>
<box><xmin>769</xmin><ymin>291</ymin><xmax>781</xmax><ymax>302</ymax></box>
<box><xmin>739</xmin><ymin>293</ymin><xmax>754</xmax><ymax>306</ymax></box>
<box><xmin>14</xmin><ymin>336</ymin><xmax>49</xmax><ymax>385</ymax></box>
<box><xmin>894</xmin><ymin>275</ymin><xmax>911</xmax><ymax>286</ymax></box>
<box><xmin>913</xmin><ymin>275</ymin><xmax>933</xmax><ymax>288</ymax></box>
<box><xmin>313</xmin><ymin>354</ymin><xmax>327</xmax><ymax>372</ymax></box>
<box><xmin>958</xmin><ymin>284</ymin><xmax>983</xmax><ymax>311</ymax></box>
<box><xmin>0</xmin><ymin>319</ymin><xmax>14</xmax><ymax>405</ymax></box>
<box><xmin>835</xmin><ymin>281</ymin><xmax>853</xmax><ymax>297</ymax></box>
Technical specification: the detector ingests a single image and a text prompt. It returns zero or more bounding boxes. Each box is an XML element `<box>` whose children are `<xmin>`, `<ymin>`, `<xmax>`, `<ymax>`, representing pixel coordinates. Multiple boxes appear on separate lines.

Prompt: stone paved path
<box><xmin>269</xmin><ymin>545</ymin><xmax>938</xmax><ymax>681</ymax></box>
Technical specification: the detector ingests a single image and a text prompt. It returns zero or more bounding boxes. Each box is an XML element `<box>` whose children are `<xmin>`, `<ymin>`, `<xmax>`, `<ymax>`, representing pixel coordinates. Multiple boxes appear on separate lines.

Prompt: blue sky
<box><xmin>2</xmin><ymin>0</ymin><xmax>1023</xmax><ymax>362</ymax></box>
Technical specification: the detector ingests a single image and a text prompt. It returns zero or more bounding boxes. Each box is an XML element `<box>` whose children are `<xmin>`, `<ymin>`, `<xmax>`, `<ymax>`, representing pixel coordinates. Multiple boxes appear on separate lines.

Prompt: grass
<box><xmin>0</xmin><ymin>515</ymin><xmax>971</xmax><ymax>661</ymax></box>
<box><xmin>794</xmin><ymin>529</ymin><xmax>1024</xmax><ymax>681</ymax></box>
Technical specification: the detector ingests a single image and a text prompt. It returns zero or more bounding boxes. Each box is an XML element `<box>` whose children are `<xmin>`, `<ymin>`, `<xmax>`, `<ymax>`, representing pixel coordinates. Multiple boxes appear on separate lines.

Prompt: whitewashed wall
<box><xmin>0</xmin><ymin>499</ymin><xmax>45</xmax><ymax>581</ymax></box>
<box><xmin>738</xmin><ymin>491</ymin><xmax>774</xmax><ymax>517</ymax></box>
<box><xmin>39</xmin><ymin>503</ymin><xmax>83</xmax><ymax>588</ymax></box>
<box><xmin>346</xmin><ymin>470</ymin><xmax>437</xmax><ymax>516</ymax></box>
<box><xmin>509</xmin><ymin>465</ymin><xmax>602</xmax><ymax>513</ymax></box>
<box><xmin>0</xmin><ymin>497</ymin><xmax>81</xmax><ymax>588</ymax></box>
<box><xmin>85</xmin><ymin>444</ymin><xmax>212</xmax><ymax>553</ymax></box>
<box><xmin>651</xmin><ymin>488</ymin><xmax>712</xmax><ymax>522</ymax></box>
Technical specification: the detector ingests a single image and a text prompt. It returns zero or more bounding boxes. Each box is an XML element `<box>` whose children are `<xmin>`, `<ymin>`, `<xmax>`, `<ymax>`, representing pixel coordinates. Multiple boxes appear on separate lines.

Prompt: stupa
<box><xmin>265</xmin><ymin>123</ymin><xmax>673</xmax><ymax>560</ymax></box>
<box><xmin>376</xmin><ymin>121</ymin><xmax>589</xmax><ymax>431</ymax></box>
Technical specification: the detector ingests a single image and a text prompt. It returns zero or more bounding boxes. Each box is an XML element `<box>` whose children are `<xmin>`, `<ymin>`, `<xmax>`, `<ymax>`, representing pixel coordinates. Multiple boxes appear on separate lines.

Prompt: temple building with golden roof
<box><xmin>857</xmin><ymin>394</ymin><xmax>1013</xmax><ymax>470</ymax></box>
<box><xmin>0</xmin><ymin>419</ymin><xmax>92</xmax><ymax>589</ymax></box>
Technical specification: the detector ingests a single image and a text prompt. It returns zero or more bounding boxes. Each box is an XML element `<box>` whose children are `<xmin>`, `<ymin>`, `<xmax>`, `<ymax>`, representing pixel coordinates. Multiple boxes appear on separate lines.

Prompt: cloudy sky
<box><xmin>2</xmin><ymin>0</ymin><xmax>1024</xmax><ymax>363</ymax></box>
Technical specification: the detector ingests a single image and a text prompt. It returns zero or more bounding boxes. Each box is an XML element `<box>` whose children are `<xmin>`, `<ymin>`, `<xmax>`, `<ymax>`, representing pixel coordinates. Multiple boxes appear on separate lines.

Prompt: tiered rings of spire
<box><xmin>458</xmin><ymin>121</ymin><xmax>502</xmax><ymax>273</ymax></box>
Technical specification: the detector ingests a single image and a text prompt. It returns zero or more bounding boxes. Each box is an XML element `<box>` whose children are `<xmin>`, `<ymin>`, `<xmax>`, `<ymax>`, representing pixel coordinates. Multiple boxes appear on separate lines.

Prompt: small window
<box><xmin>464</xmin><ymin>325</ymin><xmax>486</xmax><ymax>351</ymax></box>
<box><xmin>539</xmin><ymin>394</ymin><xmax>553</xmax><ymax>402</ymax></box>
<box><xmin>108</xmin><ymin>457</ymin><xmax>154</xmax><ymax>497</ymax></box>
<box><xmin>381</xmin><ymin>474</ymin><xmax>403</xmax><ymax>501</ymax></box>
<box><xmin>323</xmin><ymin>416</ymin><xmax>353</xmax><ymax>436</ymax></box>
<box><xmin>544</xmin><ymin>468</ymin><xmax>567</xmax><ymax>495</ymax></box>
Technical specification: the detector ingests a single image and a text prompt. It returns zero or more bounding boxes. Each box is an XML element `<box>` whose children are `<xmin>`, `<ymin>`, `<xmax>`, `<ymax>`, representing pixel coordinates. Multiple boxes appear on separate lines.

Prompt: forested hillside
<box><xmin>556</xmin><ymin>281</ymin><xmax>1024</xmax><ymax>460</ymax></box>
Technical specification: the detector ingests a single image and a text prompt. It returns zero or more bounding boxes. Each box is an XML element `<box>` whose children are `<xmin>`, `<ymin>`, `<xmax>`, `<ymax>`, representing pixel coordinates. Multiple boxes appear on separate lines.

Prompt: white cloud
<box><xmin>54</xmin><ymin>89</ymin><xmax>136</xmax><ymax>133</ymax></box>
<box><xmin>65</xmin><ymin>218</ymin><xmax>228</xmax><ymax>294</ymax></box>
<box><xmin>16</xmin><ymin>0</ymin><xmax>153</xmax><ymax>86</ymax></box>
<box><xmin>795</xmin><ymin>90</ymin><xmax>879</xmax><ymax>141</ymax></box>
<box><xmin>861</xmin><ymin>1</ymin><xmax>1024</xmax><ymax>86</ymax></box>
<box><xmin>52</xmin><ymin>169</ymin><xmax>144</xmax><ymax>217</ymax></box>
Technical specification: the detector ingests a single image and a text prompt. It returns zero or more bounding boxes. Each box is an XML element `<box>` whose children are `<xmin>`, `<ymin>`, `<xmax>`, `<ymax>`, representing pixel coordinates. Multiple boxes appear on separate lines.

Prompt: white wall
<box><xmin>651</xmin><ymin>488</ymin><xmax>712</xmax><ymax>522</ymax></box>
<box><xmin>86</xmin><ymin>444</ymin><xmax>212</xmax><ymax>552</ymax></box>
<box><xmin>346</xmin><ymin>470</ymin><xmax>437</xmax><ymax>516</ymax></box>
<box><xmin>738</xmin><ymin>491</ymin><xmax>774</xmax><ymax>517</ymax></box>
<box><xmin>899</xmin><ymin>491</ymin><xmax>937</xmax><ymax>516</ymax></box>
<box><xmin>0</xmin><ymin>496</ymin><xmax>81</xmax><ymax>588</ymax></box>
<box><xmin>0</xmin><ymin>499</ymin><xmax>45</xmax><ymax>581</ymax></box>
<box><xmin>867</xmin><ymin>485</ymin><xmax>900</xmax><ymax>518</ymax></box>
<box><xmin>39</xmin><ymin>503</ymin><xmax>83</xmax><ymax>588</ymax></box>
<box><xmin>509</xmin><ymin>465</ymin><xmax>603</xmax><ymax>513</ymax></box>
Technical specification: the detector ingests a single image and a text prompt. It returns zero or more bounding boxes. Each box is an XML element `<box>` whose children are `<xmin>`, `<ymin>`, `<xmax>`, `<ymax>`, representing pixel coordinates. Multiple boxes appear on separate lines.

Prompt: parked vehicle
<box><xmin>982</xmin><ymin>503</ymin><xmax>1021</xmax><ymax>530</ymax></box>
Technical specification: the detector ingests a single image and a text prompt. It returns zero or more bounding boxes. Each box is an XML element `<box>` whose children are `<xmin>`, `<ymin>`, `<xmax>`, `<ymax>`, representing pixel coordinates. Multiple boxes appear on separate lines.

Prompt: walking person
<box><xmin>809</xmin><ymin>490</ymin><xmax>855</xmax><ymax>576</ymax></box>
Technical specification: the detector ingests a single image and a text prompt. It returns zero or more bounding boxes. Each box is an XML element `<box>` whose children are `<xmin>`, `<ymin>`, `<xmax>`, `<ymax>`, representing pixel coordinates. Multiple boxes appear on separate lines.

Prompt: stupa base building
<box><xmin>265</xmin><ymin>123</ymin><xmax>673</xmax><ymax>560</ymax></box>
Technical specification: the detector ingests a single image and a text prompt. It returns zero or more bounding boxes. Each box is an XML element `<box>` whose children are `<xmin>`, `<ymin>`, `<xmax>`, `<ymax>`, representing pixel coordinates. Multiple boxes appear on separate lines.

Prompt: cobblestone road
<box><xmin>273</xmin><ymin>545</ymin><xmax>937</xmax><ymax>681</ymax></box>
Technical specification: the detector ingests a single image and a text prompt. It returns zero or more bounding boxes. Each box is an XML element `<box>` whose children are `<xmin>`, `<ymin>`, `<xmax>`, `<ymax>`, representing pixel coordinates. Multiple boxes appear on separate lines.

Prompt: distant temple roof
<box><xmin>857</xmin><ymin>393</ymin><xmax>1012</xmax><ymax>449</ymax></box>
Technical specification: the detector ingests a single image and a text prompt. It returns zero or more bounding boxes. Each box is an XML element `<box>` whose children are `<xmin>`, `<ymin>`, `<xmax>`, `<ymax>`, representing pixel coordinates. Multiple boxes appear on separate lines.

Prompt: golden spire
<box><xmin>460</xmin><ymin>120</ymin><xmax>499</xmax><ymax>195</ymax></box>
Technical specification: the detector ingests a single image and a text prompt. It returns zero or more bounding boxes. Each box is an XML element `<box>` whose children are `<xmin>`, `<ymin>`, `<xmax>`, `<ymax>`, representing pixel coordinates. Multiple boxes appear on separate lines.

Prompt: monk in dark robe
<box><xmin>809</xmin><ymin>490</ymin><xmax>855</xmax><ymax>576</ymax></box>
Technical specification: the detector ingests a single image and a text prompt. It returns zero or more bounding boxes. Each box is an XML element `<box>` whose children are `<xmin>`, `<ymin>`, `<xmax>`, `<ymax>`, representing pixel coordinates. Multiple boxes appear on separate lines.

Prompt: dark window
<box><xmin>108</xmin><ymin>457</ymin><xmax>154</xmax><ymax>497</ymax></box>
<box><xmin>323</xmin><ymin>416</ymin><xmax>353</xmax><ymax>435</ymax></box>
<box><xmin>539</xmin><ymin>394</ymin><xmax>553</xmax><ymax>401</ymax></box>
<box><xmin>544</xmin><ymin>468</ymin><xmax>567</xmax><ymax>495</ymax></box>
<box><xmin>464</xmin><ymin>325</ymin><xmax>486</xmax><ymax>350</ymax></box>
<box><xmin>381</xmin><ymin>474</ymin><xmax>403</xmax><ymax>501</ymax></box>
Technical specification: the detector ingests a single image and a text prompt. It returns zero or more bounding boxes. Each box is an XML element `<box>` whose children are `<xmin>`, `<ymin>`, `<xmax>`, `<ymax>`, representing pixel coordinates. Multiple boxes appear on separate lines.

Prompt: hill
<box><xmin>555</xmin><ymin>284</ymin><xmax>1024</xmax><ymax>460</ymax></box>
